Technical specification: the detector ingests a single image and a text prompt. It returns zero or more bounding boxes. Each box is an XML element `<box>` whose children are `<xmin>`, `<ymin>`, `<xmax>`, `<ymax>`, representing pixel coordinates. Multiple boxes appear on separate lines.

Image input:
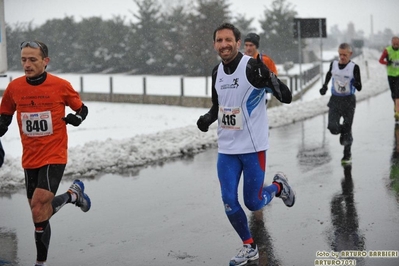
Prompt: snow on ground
<box><xmin>0</xmin><ymin>48</ymin><xmax>388</xmax><ymax>191</ymax></box>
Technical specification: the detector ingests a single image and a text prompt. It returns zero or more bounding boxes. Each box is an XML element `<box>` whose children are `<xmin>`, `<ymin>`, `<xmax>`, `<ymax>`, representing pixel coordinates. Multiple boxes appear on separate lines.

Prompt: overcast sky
<box><xmin>3</xmin><ymin>0</ymin><xmax>399</xmax><ymax>37</ymax></box>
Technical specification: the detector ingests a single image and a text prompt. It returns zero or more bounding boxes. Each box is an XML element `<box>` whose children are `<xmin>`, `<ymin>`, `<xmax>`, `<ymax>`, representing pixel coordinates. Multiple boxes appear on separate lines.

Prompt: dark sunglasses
<box><xmin>20</xmin><ymin>41</ymin><xmax>48</xmax><ymax>57</ymax></box>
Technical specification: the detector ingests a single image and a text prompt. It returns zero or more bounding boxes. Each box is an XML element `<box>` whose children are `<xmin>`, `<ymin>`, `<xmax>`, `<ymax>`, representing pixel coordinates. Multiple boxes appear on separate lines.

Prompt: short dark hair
<box><xmin>20</xmin><ymin>40</ymin><xmax>49</xmax><ymax>58</ymax></box>
<box><xmin>36</xmin><ymin>41</ymin><xmax>49</xmax><ymax>58</ymax></box>
<box><xmin>213</xmin><ymin>23</ymin><xmax>241</xmax><ymax>42</ymax></box>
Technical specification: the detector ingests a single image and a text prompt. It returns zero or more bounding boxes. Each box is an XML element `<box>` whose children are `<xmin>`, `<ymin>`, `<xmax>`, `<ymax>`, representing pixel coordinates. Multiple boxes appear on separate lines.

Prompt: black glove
<box><xmin>254</xmin><ymin>54</ymin><xmax>270</xmax><ymax>79</ymax></box>
<box><xmin>197</xmin><ymin>113</ymin><xmax>213</xmax><ymax>132</ymax></box>
<box><xmin>319</xmin><ymin>84</ymin><xmax>328</xmax><ymax>95</ymax></box>
<box><xmin>0</xmin><ymin>123</ymin><xmax>8</xmax><ymax>137</ymax></box>
<box><xmin>62</xmin><ymin>113</ymin><xmax>82</xmax><ymax>126</ymax></box>
<box><xmin>388</xmin><ymin>59</ymin><xmax>393</xmax><ymax>66</ymax></box>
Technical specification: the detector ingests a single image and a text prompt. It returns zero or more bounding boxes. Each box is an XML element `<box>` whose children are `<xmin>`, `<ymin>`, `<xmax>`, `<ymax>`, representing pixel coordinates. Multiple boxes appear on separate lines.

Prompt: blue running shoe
<box><xmin>68</xmin><ymin>179</ymin><xmax>91</xmax><ymax>212</ymax></box>
<box><xmin>229</xmin><ymin>244</ymin><xmax>259</xmax><ymax>266</ymax></box>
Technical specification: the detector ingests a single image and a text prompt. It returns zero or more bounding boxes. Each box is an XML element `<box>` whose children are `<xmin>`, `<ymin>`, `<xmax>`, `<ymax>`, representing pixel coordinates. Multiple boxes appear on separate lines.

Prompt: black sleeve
<box><xmin>205</xmin><ymin>66</ymin><xmax>219</xmax><ymax>123</ymax></box>
<box><xmin>0</xmin><ymin>114</ymin><xmax>13</xmax><ymax>127</ymax></box>
<box><xmin>0</xmin><ymin>114</ymin><xmax>13</xmax><ymax>137</ymax></box>
<box><xmin>323</xmin><ymin>62</ymin><xmax>333</xmax><ymax>86</ymax></box>
<box><xmin>268</xmin><ymin>73</ymin><xmax>292</xmax><ymax>103</ymax></box>
<box><xmin>354</xmin><ymin>65</ymin><xmax>362</xmax><ymax>88</ymax></box>
<box><xmin>0</xmin><ymin>140</ymin><xmax>4</xmax><ymax>167</ymax></box>
<box><xmin>246</xmin><ymin>58</ymin><xmax>292</xmax><ymax>103</ymax></box>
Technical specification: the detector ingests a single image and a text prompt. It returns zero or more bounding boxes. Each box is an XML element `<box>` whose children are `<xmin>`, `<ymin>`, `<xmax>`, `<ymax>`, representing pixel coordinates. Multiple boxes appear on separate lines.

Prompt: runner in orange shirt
<box><xmin>244</xmin><ymin>33</ymin><xmax>278</xmax><ymax>104</ymax></box>
<box><xmin>244</xmin><ymin>32</ymin><xmax>278</xmax><ymax>75</ymax></box>
<box><xmin>0</xmin><ymin>41</ymin><xmax>91</xmax><ymax>266</ymax></box>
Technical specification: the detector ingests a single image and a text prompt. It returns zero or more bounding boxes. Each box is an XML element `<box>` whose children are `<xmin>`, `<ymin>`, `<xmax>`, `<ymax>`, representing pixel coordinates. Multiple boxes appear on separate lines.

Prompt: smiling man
<box><xmin>196</xmin><ymin>23</ymin><xmax>295</xmax><ymax>266</ymax></box>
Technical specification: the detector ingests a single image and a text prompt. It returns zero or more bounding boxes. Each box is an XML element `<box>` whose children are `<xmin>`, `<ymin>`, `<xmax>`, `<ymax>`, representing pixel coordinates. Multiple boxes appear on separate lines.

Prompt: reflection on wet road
<box><xmin>249</xmin><ymin>210</ymin><xmax>281</xmax><ymax>266</ymax></box>
<box><xmin>296</xmin><ymin>116</ymin><xmax>332</xmax><ymax>172</ymax></box>
<box><xmin>390</xmin><ymin>124</ymin><xmax>399</xmax><ymax>197</ymax></box>
<box><xmin>1</xmin><ymin>91</ymin><xmax>399</xmax><ymax>265</ymax></box>
<box><xmin>0</xmin><ymin>228</ymin><xmax>17</xmax><ymax>266</ymax></box>
<box><xmin>328</xmin><ymin>164</ymin><xmax>366</xmax><ymax>265</ymax></box>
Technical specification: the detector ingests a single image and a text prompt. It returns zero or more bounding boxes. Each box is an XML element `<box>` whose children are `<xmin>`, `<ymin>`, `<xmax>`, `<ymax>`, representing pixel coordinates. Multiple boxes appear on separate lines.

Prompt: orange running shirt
<box><xmin>262</xmin><ymin>55</ymin><xmax>278</xmax><ymax>75</ymax></box>
<box><xmin>253</xmin><ymin>52</ymin><xmax>278</xmax><ymax>75</ymax></box>
<box><xmin>0</xmin><ymin>73</ymin><xmax>83</xmax><ymax>168</ymax></box>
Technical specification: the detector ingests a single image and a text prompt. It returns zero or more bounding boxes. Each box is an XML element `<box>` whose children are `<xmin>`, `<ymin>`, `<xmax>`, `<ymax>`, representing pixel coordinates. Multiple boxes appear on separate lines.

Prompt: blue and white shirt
<box><xmin>331</xmin><ymin>60</ymin><xmax>356</xmax><ymax>96</ymax></box>
<box><xmin>215</xmin><ymin>55</ymin><xmax>269</xmax><ymax>154</ymax></box>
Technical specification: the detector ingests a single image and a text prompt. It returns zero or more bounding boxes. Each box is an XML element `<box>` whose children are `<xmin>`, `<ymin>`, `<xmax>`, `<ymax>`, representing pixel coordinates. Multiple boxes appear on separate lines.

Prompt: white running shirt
<box><xmin>215</xmin><ymin>55</ymin><xmax>269</xmax><ymax>154</ymax></box>
<box><xmin>331</xmin><ymin>60</ymin><xmax>356</xmax><ymax>96</ymax></box>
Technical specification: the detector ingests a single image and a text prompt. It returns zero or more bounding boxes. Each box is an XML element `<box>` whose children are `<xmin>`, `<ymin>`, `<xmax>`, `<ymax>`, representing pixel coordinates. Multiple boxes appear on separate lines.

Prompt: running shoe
<box><xmin>68</xmin><ymin>179</ymin><xmax>91</xmax><ymax>212</ymax></box>
<box><xmin>273</xmin><ymin>172</ymin><xmax>296</xmax><ymax>207</ymax></box>
<box><xmin>341</xmin><ymin>156</ymin><xmax>352</xmax><ymax>165</ymax></box>
<box><xmin>229</xmin><ymin>244</ymin><xmax>259</xmax><ymax>266</ymax></box>
<box><xmin>34</xmin><ymin>263</ymin><xmax>47</xmax><ymax>266</ymax></box>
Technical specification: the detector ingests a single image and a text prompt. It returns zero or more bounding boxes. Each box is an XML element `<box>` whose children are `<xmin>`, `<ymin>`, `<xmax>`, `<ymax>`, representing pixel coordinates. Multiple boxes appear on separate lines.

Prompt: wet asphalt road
<box><xmin>1</xmin><ymin>90</ymin><xmax>399</xmax><ymax>266</ymax></box>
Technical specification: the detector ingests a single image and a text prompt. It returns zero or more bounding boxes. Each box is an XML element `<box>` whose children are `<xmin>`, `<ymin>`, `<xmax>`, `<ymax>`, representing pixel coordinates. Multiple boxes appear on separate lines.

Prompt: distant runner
<box><xmin>379</xmin><ymin>36</ymin><xmax>399</xmax><ymax>121</ymax></box>
<box><xmin>320</xmin><ymin>43</ymin><xmax>362</xmax><ymax>165</ymax></box>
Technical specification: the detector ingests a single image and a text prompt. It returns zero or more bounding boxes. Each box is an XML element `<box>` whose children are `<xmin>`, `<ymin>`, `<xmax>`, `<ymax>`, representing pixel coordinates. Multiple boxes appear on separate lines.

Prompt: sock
<box><xmin>243</xmin><ymin>239</ymin><xmax>257</xmax><ymax>250</ymax></box>
<box><xmin>51</xmin><ymin>192</ymin><xmax>71</xmax><ymax>215</ymax></box>
<box><xmin>34</xmin><ymin>220</ymin><xmax>51</xmax><ymax>262</ymax></box>
<box><xmin>272</xmin><ymin>182</ymin><xmax>283</xmax><ymax>197</ymax></box>
<box><xmin>243</xmin><ymin>238</ymin><xmax>253</xmax><ymax>245</ymax></box>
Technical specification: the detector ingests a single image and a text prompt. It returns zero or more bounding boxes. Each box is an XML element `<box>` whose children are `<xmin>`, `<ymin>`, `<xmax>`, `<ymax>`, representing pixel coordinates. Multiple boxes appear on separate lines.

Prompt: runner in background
<box><xmin>244</xmin><ymin>33</ymin><xmax>278</xmax><ymax>75</ymax></box>
<box><xmin>244</xmin><ymin>32</ymin><xmax>278</xmax><ymax>104</ymax></box>
<box><xmin>320</xmin><ymin>43</ymin><xmax>362</xmax><ymax>165</ymax></box>
<box><xmin>379</xmin><ymin>36</ymin><xmax>399</xmax><ymax>121</ymax></box>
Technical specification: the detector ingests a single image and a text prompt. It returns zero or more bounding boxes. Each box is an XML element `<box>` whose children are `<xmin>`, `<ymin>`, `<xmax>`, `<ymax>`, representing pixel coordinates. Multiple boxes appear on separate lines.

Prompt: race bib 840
<box><xmin>21</xmin><ymin>111</ymin><xmax>53</xmax><ymax>137</ymax></box>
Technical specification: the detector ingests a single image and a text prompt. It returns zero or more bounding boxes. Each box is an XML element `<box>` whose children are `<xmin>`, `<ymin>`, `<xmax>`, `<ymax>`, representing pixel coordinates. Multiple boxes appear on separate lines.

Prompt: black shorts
<box><xmin>24</xmin><ymin>164</ymin><xmax>66</xmax><ymax>199</ymax></box>
<box><xmin>388</xmin><ymin>76</ymin><xmax>399</xmax><ymax>99</ymax></box>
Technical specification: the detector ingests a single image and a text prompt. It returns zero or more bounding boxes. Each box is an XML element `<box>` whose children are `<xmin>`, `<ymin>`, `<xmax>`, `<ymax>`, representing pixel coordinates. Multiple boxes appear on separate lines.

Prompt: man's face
<box><xmin>21</xmin><ymin>47</ymin><xmax>49</xmax><ymax>78</ymax></box>
<box><xmin>392</xmin><ymin>38</ymin><xmax>399</xmax><ymax>50</ymax></box>
<box><xmin>338</xmin><ymin>48</ymin><xmax>352</xmax><ymax>64</ymax></box>
<box><xmin>244</xmin><ymin>42</ymin><xmax>257</xmax><ymax>57</ymax></box>
<box><xmin>214</xmin><ymin>29</ymin><xmax>241</xmax><ymax>64</ymax></box>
